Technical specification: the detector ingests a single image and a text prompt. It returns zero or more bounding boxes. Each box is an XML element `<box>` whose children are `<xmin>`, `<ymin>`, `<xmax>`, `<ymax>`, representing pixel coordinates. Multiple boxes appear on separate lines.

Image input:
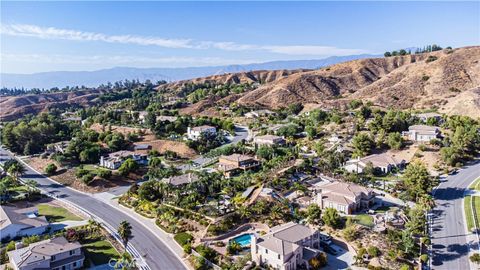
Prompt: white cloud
<box><xmin>0</xmin><ymin>24</ymin><xmax>193</xmax><ymax>49</ymax></box>
<box><xmin>0</xmin><ymin>53</ymin><xmax>257</xmax><ymax>67</ymax></box>
<box><xmin>1</xmin><ymin>24</ymin><xmax>368</xmax><ymax>56</ymax></box>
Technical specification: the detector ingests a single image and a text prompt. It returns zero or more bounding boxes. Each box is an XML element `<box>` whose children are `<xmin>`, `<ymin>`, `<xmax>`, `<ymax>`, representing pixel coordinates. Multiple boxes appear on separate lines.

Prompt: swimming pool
<box><xmin>231</xmin><ymin>233</ymin><xmax>252</xmax><ymax>247</ymax></box>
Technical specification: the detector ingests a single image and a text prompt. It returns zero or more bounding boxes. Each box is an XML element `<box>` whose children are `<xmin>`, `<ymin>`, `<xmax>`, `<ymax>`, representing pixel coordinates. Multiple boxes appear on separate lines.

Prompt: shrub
<box><xmin>449</xmin><ymin>87</ymin><xmax>461</xmax><ymax>93</ymax></box>
<box><xmin>44</xmin><ymin>163</ymin><xmax>57</xmax><ymax>175</ymax></box>
<box><xmin>367</xmin><ymin>246</ymin><xmax>380</xmax><ymax>257</ymax></box>
<box><xmin>96</xmin><ymin>169</ymin><xmax>112</xmax><ymax>179</ymax></box>
<box><xmin>183</xmin><ymin>243</ymin><xmax>192</xmax><ymax>254</ymax></box>
<box><xmin>426</xmin><ymin>56</ymin><xmax>438</xmax><ymax>63</ymax></box>
<box><xmin>81</xmin><ymin>173</ymin><xmax>95</xmax><ymax>185</ymax></box>
<box><xmin>420</xmin><ymin>254</ymin><xmax>428</xmax><ymax>263</ymax></box>
<box><xmin>174</xmin><ymin>232</ymin><xmax>193</xmax><ymax>246</ymax></box>
<box><xmin>418</xmin><ymin>144</ymin><xmax>428</xmax><ymax>151</ymax></box>
<box><xmin>470</xmin><ymin>253</ymin><xmax>480</xmax><ymax>264</ymax></box>
<box><xmin>75</xmin><ymin>168</ymin><xmax>89</xmax><ymax>178</ymax></box>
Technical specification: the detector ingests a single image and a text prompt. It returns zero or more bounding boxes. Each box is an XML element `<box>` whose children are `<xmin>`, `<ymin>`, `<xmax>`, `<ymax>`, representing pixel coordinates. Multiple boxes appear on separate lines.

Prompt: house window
<box><xmin>265</xmin><ymin>249</ymin><xmax>268</xmax><ymax>254</ymax></box>
<box><xmin>51</xmin><ymin>255</ymin><xmax>56</xmax><ymax>261</ymax></box>
<box><xmin>278</xmin><ymin>254</ymin><xmax>280</xmax><ymax>259</ymax></box>
<box><xmin>73</xmin><ymin>262</ymin><xmax>77</xmax><ymax>267</ymax></box>
<box><xmin>70</xmin><ymin>250</ymin><xmax>75</xmax><ymax>255</ymax></box>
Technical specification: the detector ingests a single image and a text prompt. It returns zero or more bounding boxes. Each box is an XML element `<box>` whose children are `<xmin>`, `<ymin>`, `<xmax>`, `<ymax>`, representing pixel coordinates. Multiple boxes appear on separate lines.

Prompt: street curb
<box><xmin>111</xmin><ymin>199</ymin><xmax>192</xmax><ymax>270</ymax></box>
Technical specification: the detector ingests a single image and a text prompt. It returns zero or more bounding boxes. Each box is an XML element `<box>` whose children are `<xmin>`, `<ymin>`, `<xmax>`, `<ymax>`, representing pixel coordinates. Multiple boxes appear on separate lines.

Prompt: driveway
<box><xmin>323</xmin><ymin>244</ymin><xmax>353</xmax><ymax>270</ymax></box>
<box><xmin>430</xmin><ymin>160</ymin><xmax>480</xmax><ymax>269</ymax></box>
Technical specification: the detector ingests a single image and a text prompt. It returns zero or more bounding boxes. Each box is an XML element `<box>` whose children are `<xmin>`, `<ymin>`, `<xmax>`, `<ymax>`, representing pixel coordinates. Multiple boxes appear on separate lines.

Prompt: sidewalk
<box><xmin>93</xmin><ymin>192</ymin><xmax>192</xmax><ymax>269</ymax></box>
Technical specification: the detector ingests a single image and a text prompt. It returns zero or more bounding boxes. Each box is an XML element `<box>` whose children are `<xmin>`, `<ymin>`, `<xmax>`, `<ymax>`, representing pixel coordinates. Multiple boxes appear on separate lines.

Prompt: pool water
<box><xmin>231</xmin><ymin>234</ymin><xmax>252</xmax><ymax>247</ymax></box>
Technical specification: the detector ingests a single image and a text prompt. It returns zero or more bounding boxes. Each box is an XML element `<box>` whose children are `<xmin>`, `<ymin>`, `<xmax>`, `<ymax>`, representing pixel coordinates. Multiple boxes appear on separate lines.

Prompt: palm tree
<box><xmin>118</xmin><ymin>221</ymin><xmax>132</xmax><ymax>247</ymax></box>
<box><xmin>115</xmin><ymin>252</ymin><xmax>134</xmax><ymax>270</ymax></box>
<box><xmin>7</xmin><ymin>161</ymin><xmax>26</xmax><ymax>184</ymax></box>
<box><xmin>238</xmin><ymin>205</ymin><xmax>251</xmax><ymax>220</ymax></box>
<box><xmin>87</xmin><ymin>219</ymin><xmax>101</xmax><ymax>237</ymax></box>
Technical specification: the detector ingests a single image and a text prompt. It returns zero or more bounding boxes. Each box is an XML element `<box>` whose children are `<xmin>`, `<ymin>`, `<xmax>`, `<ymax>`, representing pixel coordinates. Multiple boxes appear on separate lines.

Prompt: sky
<box><xmin>1</xmin><ymin>1</ymin><xmax>479</xmax><ymax>74</ymax></box>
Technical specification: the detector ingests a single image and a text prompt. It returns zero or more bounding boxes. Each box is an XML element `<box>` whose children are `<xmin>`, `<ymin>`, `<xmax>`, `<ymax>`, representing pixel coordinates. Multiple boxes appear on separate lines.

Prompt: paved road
<box><xmin>178</xmin><ymin>125</ymin><xmax>249</xmax><ymax>171</ymax></box>
<box><xmin>431</xmin><ymin>160</ymin><xmax>480</xmax><ymax>269</ymax></box>
<box><xmin>0</xmin><ymin>148</ymin><xmax>187</xmax><ymax>270</ymax></box>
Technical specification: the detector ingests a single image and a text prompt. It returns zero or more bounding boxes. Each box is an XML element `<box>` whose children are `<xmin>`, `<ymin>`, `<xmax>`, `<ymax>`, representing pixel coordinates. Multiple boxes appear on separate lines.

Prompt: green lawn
<box><xmin>465</xmin><ymin>196</ymin><xmax>474</xmax><ymax>231</ymax></box>
<box><xmin>354</xmin><ymin>214</ymin><xmax>374</xmax><ymax>227</ymax></box>
<box><xmin>465</xmin><ymin>178</ymin><xmax>480</xmax><ymax>232</ymax></box>
<box><xmin>37</xmin><ymin>204</ymin><xmax>83</xmax><ymax>222</ymax></box>
<box><xmin>82</xmin><ymin>239</ymin><xmax>120</xmax><ymax>266</ymax></box>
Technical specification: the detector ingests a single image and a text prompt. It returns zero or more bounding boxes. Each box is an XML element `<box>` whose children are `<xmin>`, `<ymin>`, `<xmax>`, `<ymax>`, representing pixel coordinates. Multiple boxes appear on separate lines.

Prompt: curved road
<box><xmin>0</xmin><ymin>147</ymin><xmax>187</xmax><ymax>270</ymax></box>
<box><xmin>431</xmin><ymin>160</ymin><xmax>480</xmax><ymax>269</ymax></box>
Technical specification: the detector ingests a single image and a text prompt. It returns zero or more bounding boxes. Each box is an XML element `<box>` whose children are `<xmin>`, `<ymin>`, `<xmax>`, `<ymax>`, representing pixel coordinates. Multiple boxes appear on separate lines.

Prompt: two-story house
<box><xmin>99</xmin><ymin>150</ymin><xmax>148</xmax><ymax>170</ymax></box>
<box><xmin>312</xmin><ymin>181</ymin><xmax>375</xmax><ymax>214</ymax></box>
<box><xmin>251</xmin><ymin>222</ymin><xmax>323</xmax><ymax>270</ymax></box>
<box><xmin>187</xmin><ymin>125</ymin><xmax>217</xmax><ymax>140</ymax></box>
<box><xmin>253</xmin><ymin>135</ymin><xmax>286</xmax><ymax>146</ymax></box>
<box><xmin>217</xmin><ymin>154</ymin><xmax>260</xmax><ymax>178</ymax></box>
<box><xmin>402</xmin><ymin>125</ymin><xmax>440</xmax><ymax>142</ymax></box>
<box><xmin>8</xmin><ymin>236</ymin><xmax>84</xmax><ymax>270</ymax></box>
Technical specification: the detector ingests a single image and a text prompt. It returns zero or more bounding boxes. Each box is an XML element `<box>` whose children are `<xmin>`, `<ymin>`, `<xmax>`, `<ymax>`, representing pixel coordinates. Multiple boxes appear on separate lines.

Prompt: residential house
<box><xmin>133</xmin><ymin>144</ymin><xmax>151</xmax><ymax>151</ymax></box>
<box><xmin>99</xmin><ymin>150</ymin><xmax>148</xmax><ymax>169</ymax></box>
<box><xmin>251</xmin><ymin>222</ymin><xmax>323</xmax><ymax>270</ymax></box>
<box><xmin>415</xmin><ymin>112</ymin><xmax>443</xmax><ymax>123</ymax></box>
<box><xmin>162</xmin><ymin>173</ymin><xmax>199</xmax><ymax>187</ymax></box>
<box><xmin>217</xmin><ymin>154</ymin><xmax>260</xmax><ymax>178</ymax></box>
<box><xmin>402</xmin><ymin>125</ymin><xmax>440</xmax><ymax>142</ymax></box>
<box><xmin>46</xmin><ymin>141</ymin><xmax>70</xmax><ymax>154</ymax></box>
<box><xmin>312</xmin><ymin>181</ymin><xmax>375</xmax><ymax>214</ymax></box>
<box><xmin>8</xmin><ymin>236</ymin><xmax>84</xmax><ymax>270</ymax></box>
<box><xmin>253</xmin><ymin>135</ymin><xmax>286</xmax><ymax>146</ymax></box>
<box><xmin>245</xmin><ymin>109</ymin><xmax>276</xmax><ymax>119</ymax></box>
<box><xmin>156</xmin><ymin>115</ymin><xmax>178</xmax><ymax>122</ymax></box>
<box><xmin>343</xmin><ymin>153</ymin><xmax>406</xmax><ymax>174</ymax></box>
<box><xmin>187</xmin><ymin>125</ymin><xmax>217</xmax><ymax>140</ymax></box>
<box><xmin>1</xmin><ymin>206</ymin><xmax>50</xmax><ymax>241</ymax></box>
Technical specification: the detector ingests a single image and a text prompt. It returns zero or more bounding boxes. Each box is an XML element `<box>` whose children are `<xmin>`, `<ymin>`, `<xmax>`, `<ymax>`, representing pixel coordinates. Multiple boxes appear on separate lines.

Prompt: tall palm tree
<box><xmin>118</xmin><ymin>221</ymin><xmax>132</xmax><ymax>247</ymax></box>
<box><xmin>7</xmin><ymin>161</ymin><xmax>26</xmax><ymax>184</ymax></box>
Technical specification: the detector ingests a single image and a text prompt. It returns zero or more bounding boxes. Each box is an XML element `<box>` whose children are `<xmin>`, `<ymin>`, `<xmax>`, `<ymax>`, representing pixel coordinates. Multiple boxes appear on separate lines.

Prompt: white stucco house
<box><xmin>187</xmin><ymin>125</ymin><xmax>217</xmax><ymax>140</ymax></box>
<box><xmin>402</xmin><ymin>125</ymin><xmax>440</xmax><ymax>142</ymax></box>
<box><xmin>0</xmin><ymin>206</ymin><xmax>50</xmax><ymax>241</ymax></box>
<box><xmin>343</xmin><ymin>153</ymin><xmax>406</xmax><ymax>174</ymax></box>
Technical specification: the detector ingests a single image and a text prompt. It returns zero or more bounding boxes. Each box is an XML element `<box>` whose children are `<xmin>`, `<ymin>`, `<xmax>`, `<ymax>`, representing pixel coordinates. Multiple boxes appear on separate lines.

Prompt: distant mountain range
<box><xmin>0</xmin><ymin>54</ymin><xmax>379</xmax><ymax>89</ymax></box>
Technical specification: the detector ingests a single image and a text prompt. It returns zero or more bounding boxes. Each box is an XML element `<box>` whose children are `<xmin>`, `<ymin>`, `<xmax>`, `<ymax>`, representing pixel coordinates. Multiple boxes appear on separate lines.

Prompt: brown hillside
<box><xmin>156</xmin><ymin>69</ymin><xmax>307</xmax><ymax>92</ymax></box>
<box><xmin>0</xmin><ymin>89</ymin><xmax>109</xmax><ymax>121</ymax></box>
<box><xmin>235</xmin><ymin>46</ymin><xmax>480</xmax><ymax>117</ymax></box>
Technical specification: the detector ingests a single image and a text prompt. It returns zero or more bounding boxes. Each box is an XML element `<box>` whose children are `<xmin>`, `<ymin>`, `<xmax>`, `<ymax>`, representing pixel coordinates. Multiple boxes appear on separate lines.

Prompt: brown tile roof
<box><xmin>219</xmin><ymin>153</ymin><xmax>255</xmax><ymax>163</ymax></box>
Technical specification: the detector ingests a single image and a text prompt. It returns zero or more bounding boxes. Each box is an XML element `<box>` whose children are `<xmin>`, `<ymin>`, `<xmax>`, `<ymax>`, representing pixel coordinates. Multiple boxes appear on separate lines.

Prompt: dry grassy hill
<box><xmin>0</xmin><ymin>89</ymin><xmax>108</xmax><ymax>121</ymax></box>
<box><xmin>236</xmin><ymin>46</ymin><xmax>480</xmax><ymax>117</ymax></box>
<box><xmin>156</xmin><ymin>69</ymin><xmax>308</xmax><ymax>92</ymax></box>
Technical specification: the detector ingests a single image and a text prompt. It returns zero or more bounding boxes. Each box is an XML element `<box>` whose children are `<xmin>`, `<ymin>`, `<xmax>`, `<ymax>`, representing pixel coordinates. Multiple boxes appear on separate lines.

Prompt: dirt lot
<box><xmin>25</xmin><ymin>157</ymin><xmax>137</xmax><ymax>193</ymax></box>
<box><xmin>89</xmin><ymin>123</ymin><xmax>197</xmax><ymax>159</ymax></box>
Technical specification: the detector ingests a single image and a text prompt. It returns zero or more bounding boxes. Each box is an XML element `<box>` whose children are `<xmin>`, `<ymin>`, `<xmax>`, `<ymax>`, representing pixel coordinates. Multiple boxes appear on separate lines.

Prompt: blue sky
<box><xmin>1</xmin><ymin>1</ymin><xmax>479</xmax><ymax>74</ymax></box>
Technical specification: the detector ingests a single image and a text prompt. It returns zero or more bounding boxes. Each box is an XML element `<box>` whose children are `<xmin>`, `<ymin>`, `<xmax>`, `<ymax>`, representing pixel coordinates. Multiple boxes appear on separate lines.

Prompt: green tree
<box><xmin>306</xmin><ymin>204</ymin><xmax>322</xmax><ymax>225</ymax></box>
<box><xmin>118</xmin><ymin>220</ymin><xmax>132</xmax><ymax>247</ymax></box>
<box><xmin>352</xmin><ymin>133</ymin><xmax>374</xmax><ymax>157</ymax></box>
<box><xmin>387</xmin><ymin>132</ymin><xmax>404</xmax><ymax>150</ymax></box>
<box><xmin>7</xmin><ymin>161</ymin><xmax>26</xmax><ymax>184</ymax></box>
<box><xmin>322</xmin><ymin>208</ymin><xmax>341</xmax><ymax>228</ymax></box>
<box><xmin>402</xmin><ymin>161</ymin><xmax>432</xmax><ymax>201</ymax></box>
<box><xmin>118</xmin><ymin>158</ymin><xmax>138</xmax><ymax>176</ymax></box>
<box><xmin>44</xmin><ymin>163</ymin><xmax>57</xmax><ymax>175</ymax></box>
